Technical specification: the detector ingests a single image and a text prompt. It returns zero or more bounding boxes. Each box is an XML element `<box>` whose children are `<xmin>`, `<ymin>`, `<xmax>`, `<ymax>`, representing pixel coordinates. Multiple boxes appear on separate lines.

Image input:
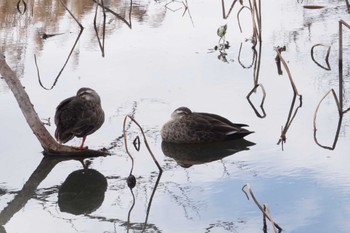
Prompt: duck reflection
<box><xmin>58</xmin><ymin>169</ymin><xmax>107</xmax><ymax>215</ymax></box>
<box><xmin>161</xmin><ymin>139</ymin><xmax>255</xmax><ymax>168</ymax></box>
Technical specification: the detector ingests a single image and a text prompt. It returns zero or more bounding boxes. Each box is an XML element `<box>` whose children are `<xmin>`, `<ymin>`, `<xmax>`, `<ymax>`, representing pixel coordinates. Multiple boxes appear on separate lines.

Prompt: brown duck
<box><xmin>161</xmin><ymin>107</ymin><xmax>253</xmax><ymax>143</ymax></box>
<box><xmin>54</xmin><ymin>87</ymin><xmax>104</xmax><ymax>149</ymax></box>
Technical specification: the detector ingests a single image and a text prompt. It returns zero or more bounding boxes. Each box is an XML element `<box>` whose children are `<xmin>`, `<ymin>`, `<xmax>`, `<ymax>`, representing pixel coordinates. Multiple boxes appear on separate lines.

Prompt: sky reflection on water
<box><xmin>1</xmin><ymin>0</ymin><xmax>350</xmax><ymax>232</ymax></box>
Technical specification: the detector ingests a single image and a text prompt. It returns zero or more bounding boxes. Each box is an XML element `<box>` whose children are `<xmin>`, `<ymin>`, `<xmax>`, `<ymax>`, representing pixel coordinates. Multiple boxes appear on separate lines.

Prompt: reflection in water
<box><xmin>0</xmin><ymin>0</ymin><xmax>167</xmax><ymax>80</ymax></box>
<box><xmin>311</xmin><ymin>43</ymin><xmax>331</xmax><ymax>71</ymax></box>
<box><xmin>58</xmin><ymin>169</ymin><xmax>107</xmax><ymax>215</ymax></box>
<box><xmin>0</xmin><ymin>156</ymin><xmax>108</xmax><ymax>231</ymax></box>
<box><xmin>313</xmin><ymin>20</ymin><xmax>350</xmax><ymax>150</ymax></box>
<box><xmin>16</xmin><ymin>0</ymin><xmax>27</xmax><ymax>15</ymax></box>
<box><xmin>246</xmin><ymin>40</ymin><xmax>266</xmax><ymax>118</ymax></box>
<box><xmin>161</xmin><ymin>139</ymin><xmax>255</xmax><ymax>168</ymax></box>
<box><xmin>0</xmin><ymin>158</ymin><xmax>59</xmax><ymax>227</ymax></box>
<box><xmin>208</xmin><ymin>24</ymin><xmax>232</xmax><ymax>63</ymax></box>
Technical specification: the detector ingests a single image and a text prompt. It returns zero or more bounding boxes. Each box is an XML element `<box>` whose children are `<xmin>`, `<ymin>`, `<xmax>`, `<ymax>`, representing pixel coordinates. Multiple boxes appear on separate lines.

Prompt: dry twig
<box><xmin>242</xmin><ymin>183</ymin><xmax>282</xmax><ymax>232</ymax></box>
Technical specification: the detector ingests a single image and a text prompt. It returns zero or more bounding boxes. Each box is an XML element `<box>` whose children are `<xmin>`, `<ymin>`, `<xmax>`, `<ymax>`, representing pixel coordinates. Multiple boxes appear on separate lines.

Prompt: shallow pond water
<box><xmin>1</xmin><ymin>0</ymin><xmax>350</xmax><ymax>232</ymax></box>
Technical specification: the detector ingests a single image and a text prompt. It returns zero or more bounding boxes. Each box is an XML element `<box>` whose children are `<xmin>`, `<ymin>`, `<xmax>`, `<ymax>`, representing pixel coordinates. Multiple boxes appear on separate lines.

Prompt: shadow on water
<box><xmin>162</xmin><ymin>139</ymin><xmax>255</xmax><ymax>168</ymax></box>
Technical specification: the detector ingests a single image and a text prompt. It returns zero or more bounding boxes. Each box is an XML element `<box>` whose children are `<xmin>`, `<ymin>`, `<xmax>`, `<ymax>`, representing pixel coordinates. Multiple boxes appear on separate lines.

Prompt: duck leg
<box><xmin>79</xmin><ymin>136</ymin><xmax>88</xmax><ymax>150</ymax></box>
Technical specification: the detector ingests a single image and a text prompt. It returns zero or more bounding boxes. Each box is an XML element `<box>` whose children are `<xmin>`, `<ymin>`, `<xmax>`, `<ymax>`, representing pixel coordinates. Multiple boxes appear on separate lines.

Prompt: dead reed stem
<box><xmin>313</xmin><ymin>89</ymin><xmax>342</xmax><ymax>150</ymax></box>
<box><xmin>123</xmin><ymin>115</ymin><xmax>163</xmax><ymax>173</ymax></box>
<box><xmin>313</xmin><ymin>20</ymin><xmax>350</xmax><ymax>149</ymax></box>
<box><xmin>242</xmin><ymin>183</ymin><xmax>282</xmax><ymax>232</ymax></box>
<box><xmin>274</xmin><ymin>48</ymin><xmax>300</xmax><ymax>96</ymax></box>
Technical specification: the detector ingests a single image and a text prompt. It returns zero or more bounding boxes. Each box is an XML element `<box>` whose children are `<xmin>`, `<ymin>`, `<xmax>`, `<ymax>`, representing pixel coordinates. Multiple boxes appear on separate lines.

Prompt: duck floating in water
<box><xmin>161</xmin><ymin>107</ymin><xmax>253</xmax><ymax>143</ymax></box>
<box><xmin>54</xmin><ymin>87</ymin><xmax>104</xmax><ymax>149</ymax></box>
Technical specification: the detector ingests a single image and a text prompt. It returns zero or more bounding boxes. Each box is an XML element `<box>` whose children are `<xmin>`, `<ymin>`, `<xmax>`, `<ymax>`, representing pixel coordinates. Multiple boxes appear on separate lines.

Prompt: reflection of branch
<box><xmin>0</xmin><ymin>158</ymin><xmax>60</xmax><ymax>225</ymax></box>
<box><xmin>242</xmin><ymin>183</ymin><xmax>282</xmax><ymax>233</ymax></box>
<box><xmin>237</xmin><ymin>0</ymin><xmax>262</xmax><ymax>46</ymax></box>
<box><xmin>246</xmin><ymin>84</ymin><xmax>266</xmax><ymax>118</ymax></box>
<box><xmin>94</xmin><ymin>0</ymin><xmax>107</xmax><ymax>57</ymax></box>
<box><xmin>93</xmin><ymin>0</ymin><xmax>133</xmax><ymax>29</ymax></box>
<box><xmin>16</xmin><ymin>0</ymin><xmax>27</xmax><ymax>15</ymax></box>
<box><xmin>238</xmin><ymin>42</ymin><xmax>256</xmax><ymax>69</ymax></box>
<box><xmin>221</xmin><ymin>0</ymin><xmax>239</xmax><ymax>19</ymax></box>
<box><xmin>345</xmin><ymin>0</ymin><xmax>350</xmax><ymax>12</ymax></box>
<box><xmin>246</xmin><ymin>41</ymin><xmax>266</xmax><ymax>118</ymax></box>
<box><xmin>126</xmin><ymin>187</ymin><xmax>136</xmax><ymax>233</ymax></box>
<box><xmin>142</xmin><ymin>171</ymin><xmax>162</xmax><ymax>232</ymax></box>
<box><xmin>0</xmin><ymin>55</ymin><xmax>109</xmax><ymax>157</ymax></box>
<box><xmin>311</xmin><ymin>44</ymin><xmax>331</xmax><ymax>70</ymax></box>
<box><xmin>34</xmin><ymin>0</ymin><xmax>84</xmax><ymax>90</ymax></box>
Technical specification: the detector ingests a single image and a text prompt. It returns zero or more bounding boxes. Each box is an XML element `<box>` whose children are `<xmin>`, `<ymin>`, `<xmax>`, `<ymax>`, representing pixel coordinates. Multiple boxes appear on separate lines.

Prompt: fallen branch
<box><xmin>0</xmin><ymin>54</ymin><xmax>109</xmax><ymax>157</ymax></box>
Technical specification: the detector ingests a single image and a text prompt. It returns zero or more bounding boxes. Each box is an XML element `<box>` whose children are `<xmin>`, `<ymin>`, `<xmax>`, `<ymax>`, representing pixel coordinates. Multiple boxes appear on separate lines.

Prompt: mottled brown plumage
<box><xmin>54</xmin><ymin>87</ymin><xmax>104</xmax><ymax>149</ymax></box>
<box><xmin>161</xmin><ymin>107</ymin><xmax>253</xmax><ymax>143</ymax></box>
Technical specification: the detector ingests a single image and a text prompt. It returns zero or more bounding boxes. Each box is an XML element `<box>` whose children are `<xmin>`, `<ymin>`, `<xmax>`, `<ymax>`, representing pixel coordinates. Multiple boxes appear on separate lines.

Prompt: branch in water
<box><xmin>0</xmin><ymin>54</ymin><xmax>109</xmax><ymax>157</ymax></box>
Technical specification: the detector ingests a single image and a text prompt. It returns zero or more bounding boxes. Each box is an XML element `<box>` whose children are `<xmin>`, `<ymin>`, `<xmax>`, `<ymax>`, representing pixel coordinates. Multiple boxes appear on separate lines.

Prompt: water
<box><xmin>1</xmin><ymin>0</ymin><xmax>350</xmax><ymax>232</ymax></box>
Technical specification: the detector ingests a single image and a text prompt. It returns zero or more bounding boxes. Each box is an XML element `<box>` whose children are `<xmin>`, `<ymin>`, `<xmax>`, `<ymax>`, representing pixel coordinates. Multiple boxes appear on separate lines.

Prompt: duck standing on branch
<box><xmin>161</xmin><ymin>107</ymin><xmax>253</xmax><ymax>144</ymax></box>
<box><xmin>54</xmin><ymin>87</ymin><xmax>105</xmax><ymax>150</ymax></box>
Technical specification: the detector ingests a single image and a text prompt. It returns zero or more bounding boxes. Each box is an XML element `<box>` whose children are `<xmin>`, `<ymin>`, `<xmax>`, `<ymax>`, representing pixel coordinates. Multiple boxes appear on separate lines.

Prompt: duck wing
<box><xmin>197</xmin><ymin>112</ymin><xmax>249</xmax><ymax>128</ymax></box>
<box><xmin>191</xmin><ymin>113</ymin><xmax>253</xmax><ymax>140</ymax></box>
<box><xmin>55</xmin><ymin>97</ymin><xmax>94</xmax><ymax>142</ymax></box>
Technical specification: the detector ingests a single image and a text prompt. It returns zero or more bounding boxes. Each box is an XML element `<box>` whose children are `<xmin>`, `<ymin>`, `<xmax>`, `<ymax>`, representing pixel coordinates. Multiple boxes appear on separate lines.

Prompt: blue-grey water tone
<box><xmin>1</xmin><ymin>0</ymin><xmax>350</xmax><ymax>232</ymax></box>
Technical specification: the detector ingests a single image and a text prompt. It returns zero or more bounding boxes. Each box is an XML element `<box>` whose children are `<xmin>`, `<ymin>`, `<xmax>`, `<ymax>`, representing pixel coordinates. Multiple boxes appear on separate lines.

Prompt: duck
<box><xmin>161</xmin><ymin>107</ymin><xmax>253</xmax><ymax>143</ymax></box>
<box><xmin>54</xmin><ymin>87</ymin><xmax>104</xmax><ymax>149</ymax></box>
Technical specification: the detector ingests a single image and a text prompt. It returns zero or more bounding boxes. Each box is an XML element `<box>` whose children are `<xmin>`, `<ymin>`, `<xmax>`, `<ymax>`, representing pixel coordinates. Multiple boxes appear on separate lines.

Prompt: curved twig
<box><xmin>238</xmin><ymin>41</ymin><xmax>257</xmax><ymax>69</ymax></box>
<box><xmin>123</xmin><ymin>115</ymin><xmax>163</xmax><ymax>172</ymax></box>
<box><xmin>311</xmin><ymin>44</ymin><xmax>331</xmax><ymax>70</ymax></box>
<box><xmin>313</xmin><ymin>89</ymin><xmax>342</xmax><ymax>150</ymax></box>
<box><xmin>237</xmin><ymin>6</ymin><xmax>252</xmax><ymax>33</ymax></box>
